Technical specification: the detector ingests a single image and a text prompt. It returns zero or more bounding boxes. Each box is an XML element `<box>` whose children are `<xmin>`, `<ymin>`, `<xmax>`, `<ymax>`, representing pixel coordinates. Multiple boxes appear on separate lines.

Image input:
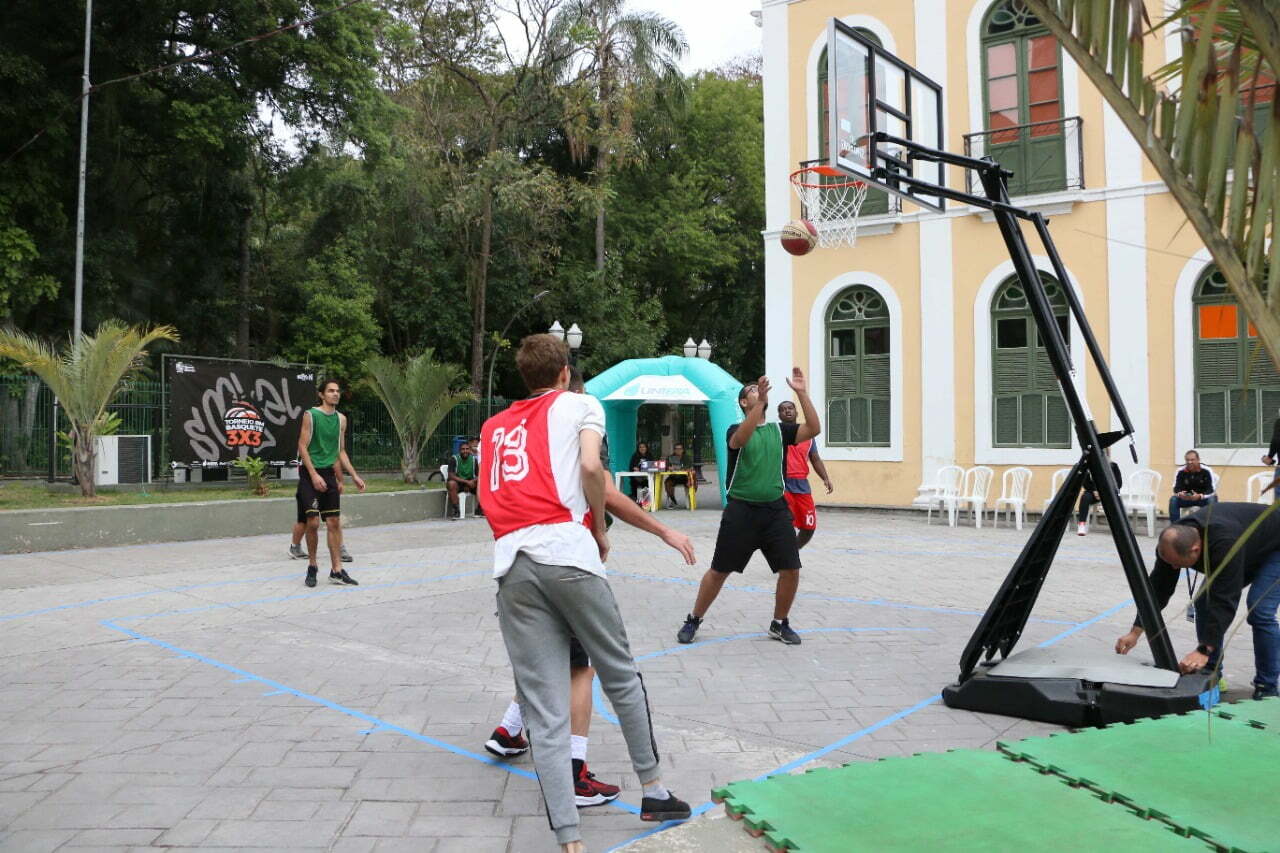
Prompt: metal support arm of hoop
<box><xmin>853</xmin><ymin>132</ymin><xmax>1175</xmax><ymax>676</ymax></box>
<box><xmin>789</xmin><ymin>163</ymin><xmax>869</xmax><ymax>249</ymax></box>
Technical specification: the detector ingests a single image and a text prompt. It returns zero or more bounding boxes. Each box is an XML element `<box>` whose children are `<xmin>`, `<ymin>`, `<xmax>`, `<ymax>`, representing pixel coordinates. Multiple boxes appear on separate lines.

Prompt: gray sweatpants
<box><xmin>496</xmin><ymin>553</ymin><xmax>661</xmax><ymax>845</ymax></box>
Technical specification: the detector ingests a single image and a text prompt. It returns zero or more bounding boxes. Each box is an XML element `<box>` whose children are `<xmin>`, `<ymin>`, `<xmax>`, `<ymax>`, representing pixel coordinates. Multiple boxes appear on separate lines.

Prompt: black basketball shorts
<box><xmin>296</xmin><ymin>467</ymin><xmax>340</xmax><ymax>523</ymax></box>
<box><xmin>710</xmin><ymin>497</ymin><xmax>802</xmax><ymax>574</ymax></box>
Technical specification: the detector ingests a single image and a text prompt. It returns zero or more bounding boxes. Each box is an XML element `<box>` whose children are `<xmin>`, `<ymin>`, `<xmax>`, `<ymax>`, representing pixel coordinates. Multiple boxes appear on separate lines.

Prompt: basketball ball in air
<box><xmin>780</xmin><ymin>219</ymin><xmax>818</xmax><ymax>256</ymax></box>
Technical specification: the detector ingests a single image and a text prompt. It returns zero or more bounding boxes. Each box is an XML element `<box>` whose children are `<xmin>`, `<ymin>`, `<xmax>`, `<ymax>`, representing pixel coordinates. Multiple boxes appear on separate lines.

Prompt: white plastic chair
<box><xmin>1120</xmin><ymin>469</ymin><xmax>1161</xmax><ymax>536</ymax></box>
<box><xmin>1247</xmin><ymin>470</ymin><xmax>1275</xmax><ymax>504</ymax></box>
<box><xmin>994</xmin><ymin>467</ymin><xmax>1033</xmax><ymax>530</ymax></box>
<box><xmin>945</xmin><ymin>466</ymin><xmax>994</xmax><ymax>528</ymax></box>
<box><xmin>913</xmin><ymin>465</ymin><xmax>964</xmax><ymax>524</ymax></box>
<box><xmin>441</xmin><ymin>464</ymin><xmax>468</xmax><ymax>519</ymax></box>
<box><xmin>1043</xmin><ymin>467</ymin><xmax>1072</xmax><ymax>512</ymax></box>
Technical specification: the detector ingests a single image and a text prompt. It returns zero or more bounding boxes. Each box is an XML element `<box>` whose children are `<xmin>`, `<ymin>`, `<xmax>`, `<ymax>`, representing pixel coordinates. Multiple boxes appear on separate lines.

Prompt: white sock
<box><xmin>571</xmin><ymin>735</ymin><xmax>588</xmax><ymax>762</ymax></box>
<box><xmin>642</xmin><ymin>781</ymin><xmax>670</xmax><ymax>800</ymax></box>
<box><xmin>501</xmin><ymin>701</ymin><xmax>523</xmax><ymax>736</ymax></box>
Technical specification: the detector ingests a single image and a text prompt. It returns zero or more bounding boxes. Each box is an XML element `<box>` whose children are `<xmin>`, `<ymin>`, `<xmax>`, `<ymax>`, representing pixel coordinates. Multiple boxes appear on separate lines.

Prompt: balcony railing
<box><xmin>962</xmin><ymin>116</ymin><xmax>1084</xmax><ymax>198</ymax></box>
<box><xmin>796</xmin><ymin>160</ymin><xmax>902</xmax><ymax>223</ymax></box>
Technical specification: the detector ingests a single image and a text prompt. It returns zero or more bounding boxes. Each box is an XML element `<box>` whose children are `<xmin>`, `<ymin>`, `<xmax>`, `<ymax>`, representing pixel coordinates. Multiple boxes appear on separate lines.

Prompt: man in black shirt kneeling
<box><xmin>1114</xmin><ymin>501</ymin><xmax>1280</xmax><ymax>700</ymax></box>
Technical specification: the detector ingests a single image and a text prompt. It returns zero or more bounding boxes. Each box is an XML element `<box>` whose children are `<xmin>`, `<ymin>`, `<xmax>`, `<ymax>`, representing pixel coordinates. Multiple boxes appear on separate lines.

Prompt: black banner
<box><xmin>166</xmin><ymin>356</ymin><xmax>317</xmax><ymax>465</ymax></box>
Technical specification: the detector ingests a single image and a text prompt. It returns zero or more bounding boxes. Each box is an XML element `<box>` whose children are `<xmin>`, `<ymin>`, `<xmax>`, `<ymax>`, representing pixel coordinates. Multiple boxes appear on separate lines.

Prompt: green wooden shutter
<box><xmin>827</xmin><ymin>397</ymin><xmax>848</xmax><ymax>444</ymax></box>
<box><xmin>848</xmin><ymin>397</ymin><xmax>870</xmax><ymax>444</ymax></box>
<box><xmin>1196</xmin><ymin>340</ymin><xmax>1240</xmax><ymax>386</ymax></box>
<box><xmin>1046</xmin><ymin>395</ymin><xmax>1069</xmax><ymax>445</ymax></box>
<box><xmin>1198</xmin><ymin>390</ymin><xmax>1228</xmax><ymax>445</ymax></box>
<box><xmin>1020</xmin><ymin>393</ymin><xmax>1045</xmax><ymax>445</ymax></box>
<box><xmin>995</xmin><ymin>396</ymin><xmax>1020</xmax><ymax>444</ymax></box>
<box><xmin>870</xmin><ymin>398</ymin><xmax>890</xmax><ymax>444</ymax></box>
<box><xmin>1230</xmin><ymin>388</ymin><xmax>1260</xmax><ymax>445</ymax></box>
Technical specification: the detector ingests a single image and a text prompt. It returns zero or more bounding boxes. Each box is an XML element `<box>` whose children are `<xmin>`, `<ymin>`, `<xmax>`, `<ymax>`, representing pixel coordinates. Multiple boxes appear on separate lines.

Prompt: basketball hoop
<box><xmin>789</xmin><ymin>164</ymin><xmax>870</xmax><ymax>249</ymax></box>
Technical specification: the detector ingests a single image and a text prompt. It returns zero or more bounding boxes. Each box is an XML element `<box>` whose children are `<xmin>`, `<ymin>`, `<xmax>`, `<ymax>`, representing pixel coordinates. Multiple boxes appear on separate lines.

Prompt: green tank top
<box><xmin>307</xmin><ymin>408</ymin><xmax>340</xmax><ymax>469</ymax></box>
<box><xmin>453</xmin><ymin>454</ymin><xmax>476</xmax><ymax>480</ymax></box>
<box><xmin>727</xmin><ymin>422</ymin><xmax>785</xmax><ymax>503</ymax></box>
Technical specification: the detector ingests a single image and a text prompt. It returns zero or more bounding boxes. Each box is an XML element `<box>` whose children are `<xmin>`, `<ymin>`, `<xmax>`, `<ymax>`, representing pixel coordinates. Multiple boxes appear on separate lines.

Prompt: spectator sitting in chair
<box><xmin>627</xmin><ymin>442</ymin><xmax>654</xmax><ymax>504</ymax></box>
<box><xmin>447</xmin><ymin>442</ymin><xmax>482</xmax><ymax>519</ymax></box>
<box><xmin>1169</xmin><ymin>449</ymin><xmax>1215</xmax><ymax>522</ymax></box>
<box><xmin>663</xmin><ymin>442</ymin><xmax>694</xmax><ymax>508</ymax></box>
<box><xmin>1076</xmin><ymin>447</ymin><xmax>1122</xmax><ymax>537</ymax></box>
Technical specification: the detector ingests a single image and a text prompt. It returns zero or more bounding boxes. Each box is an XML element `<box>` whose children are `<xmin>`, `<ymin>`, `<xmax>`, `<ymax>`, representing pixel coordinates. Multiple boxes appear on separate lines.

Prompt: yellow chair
<box><xmin>653</xmin><ymin>470</ymin><xmax>697</xmax><ymax>511</ymax></box>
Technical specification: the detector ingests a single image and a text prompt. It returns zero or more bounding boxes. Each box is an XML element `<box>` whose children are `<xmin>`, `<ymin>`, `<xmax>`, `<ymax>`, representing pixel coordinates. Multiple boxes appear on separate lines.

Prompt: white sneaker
<box><xmin>1077</xmin><ymin>522</ymin><xmax>1087</xmax><ymax>536</ymax></box>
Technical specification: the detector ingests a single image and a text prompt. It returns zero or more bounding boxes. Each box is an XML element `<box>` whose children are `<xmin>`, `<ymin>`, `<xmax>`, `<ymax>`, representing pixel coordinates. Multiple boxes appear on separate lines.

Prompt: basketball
<box><xmin>780</xmin><ymin>219</ymin><xmax>818</xmax><ymax>256</ymax></box>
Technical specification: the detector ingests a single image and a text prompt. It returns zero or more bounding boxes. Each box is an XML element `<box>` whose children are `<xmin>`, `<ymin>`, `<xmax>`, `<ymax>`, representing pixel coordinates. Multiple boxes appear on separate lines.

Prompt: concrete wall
<box><xmin>0</xmin><ymin>489</ymin><xmax>446</xmax><ymax>554</ymax></box>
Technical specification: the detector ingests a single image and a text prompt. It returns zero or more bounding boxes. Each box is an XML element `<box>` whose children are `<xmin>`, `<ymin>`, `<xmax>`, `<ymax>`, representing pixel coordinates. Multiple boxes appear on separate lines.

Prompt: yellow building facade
<box><xmin>761</xmin><ymin>0</ymin><xmax>1276</xmax><ymax>511</ymax></box>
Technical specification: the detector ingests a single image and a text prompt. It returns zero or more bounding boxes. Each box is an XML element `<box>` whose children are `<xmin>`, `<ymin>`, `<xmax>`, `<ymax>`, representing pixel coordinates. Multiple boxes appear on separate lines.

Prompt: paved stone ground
<box><xmin>0</xmin><ymin>508</ymin><xmax>1255</xmax><ymax>852</ymax></box>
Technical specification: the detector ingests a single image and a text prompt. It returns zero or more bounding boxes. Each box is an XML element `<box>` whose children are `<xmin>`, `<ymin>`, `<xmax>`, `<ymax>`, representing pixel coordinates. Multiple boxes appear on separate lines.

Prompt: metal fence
<box><xmin>0</xmin><ymin>375</ymin><xmax>503</xmax><ymax>480</ymax></box>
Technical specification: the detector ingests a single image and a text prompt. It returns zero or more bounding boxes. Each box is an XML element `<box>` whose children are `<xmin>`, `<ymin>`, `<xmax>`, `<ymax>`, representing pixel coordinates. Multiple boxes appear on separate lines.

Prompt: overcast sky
<box><xmin>629</xmin><ymin>0</ymin><xmax>762</xmax><ymax>73</ymax></box>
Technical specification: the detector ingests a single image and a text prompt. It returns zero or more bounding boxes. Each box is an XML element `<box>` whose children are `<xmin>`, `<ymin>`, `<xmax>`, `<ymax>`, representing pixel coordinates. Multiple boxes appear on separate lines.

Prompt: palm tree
<box><xmin>0</xmin><ymin>322</ymin><xmax>177</xmax><ymax>497</ymax></box>
<box><xmin>552</xmin><ymin>0</ymin><xmax>688</xmax><ymax>271</ymax></box>
<box><xmin>1020</xmin><ymin>0</ymin><xmax>1280</xmax><ymax>365</ymax></box>
<box><xmin>364</xmin><ymin>350</ymin><xmax>474</xmax><ymax>483</ymax></box>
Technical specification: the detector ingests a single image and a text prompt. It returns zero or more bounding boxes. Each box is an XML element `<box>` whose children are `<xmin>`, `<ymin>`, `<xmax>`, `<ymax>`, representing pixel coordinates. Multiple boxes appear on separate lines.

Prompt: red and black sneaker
<box><xmin>573</xmin><ymin>759</ymin><xmax>620</xmax><ymax>807</ymax></box>
<box><xmin>483</xmin><ymin>726</ymin><xmax>528</xmax><ymax>758</ymax></box>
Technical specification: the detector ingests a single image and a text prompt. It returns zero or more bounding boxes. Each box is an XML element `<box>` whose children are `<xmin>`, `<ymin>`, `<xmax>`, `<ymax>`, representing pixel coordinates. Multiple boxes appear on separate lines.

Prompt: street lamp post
<box><xmin>487</xmin><ymin>289</ymin><xmax>549</xmax><ymax>419</ymax></box>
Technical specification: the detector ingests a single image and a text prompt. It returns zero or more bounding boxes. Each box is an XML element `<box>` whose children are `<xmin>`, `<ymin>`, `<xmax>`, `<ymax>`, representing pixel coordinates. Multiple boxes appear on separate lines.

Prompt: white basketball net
<box><xmin>789</xmin><ymin>167</ymin><xmax>870</xmax><ymax>249</ymax></box>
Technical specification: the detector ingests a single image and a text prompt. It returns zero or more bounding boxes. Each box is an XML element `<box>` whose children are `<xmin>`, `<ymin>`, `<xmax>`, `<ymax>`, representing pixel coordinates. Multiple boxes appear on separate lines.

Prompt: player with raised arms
<box><xmin>677</xmin><ymin>368</ymin><xmax>821</xmax><ymax>646</ymax></box>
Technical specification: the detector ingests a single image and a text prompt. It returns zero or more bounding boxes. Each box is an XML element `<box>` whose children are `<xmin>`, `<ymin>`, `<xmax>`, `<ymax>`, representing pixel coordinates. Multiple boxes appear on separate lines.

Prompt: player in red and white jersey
<box><xmin>480</xmin><ymin>334</ymin><xmax>690</xmax><ymax>852</ymax></box>
<box><xmin>778</xmin><ymin>400</ymin><xmax>834</xmax><ymax>550</ymax></box>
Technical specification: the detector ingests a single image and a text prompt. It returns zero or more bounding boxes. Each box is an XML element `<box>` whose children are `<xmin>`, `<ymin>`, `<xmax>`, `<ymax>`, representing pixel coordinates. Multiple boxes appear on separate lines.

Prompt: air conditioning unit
<box><xmin>96</xmin><ymin>435</ymin><xmax>152</xmax><ymax>485</ymax></box>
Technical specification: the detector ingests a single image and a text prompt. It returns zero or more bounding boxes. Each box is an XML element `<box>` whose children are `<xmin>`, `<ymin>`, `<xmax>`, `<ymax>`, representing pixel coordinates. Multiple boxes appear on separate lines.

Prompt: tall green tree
<box><xmin>609</xmin><ymin>70</ymin><xmax>766</xmax><ymax>379</ymax></box>
<box><xmin>388</xmin><ymin>0</ymin><xmax>576</xmax><ymax>392</ymax></box>
<box><xmin>0</xmin><ymin>0</ymin><xmax>390</xmax><ymax>348</ymax></box>
<box><xmin>552</xmin><ymin>0</ymin><xmax>688</xmax><ymax>272</ymax></box>
<box><xmin>0</xmin><ymin>321</ymin><xmax>177</xmax><ymax>496</ymax></box>
<box><xmin>1020</xmin><ymin>0</ymin><xmax>1280</xmax><ymax>365</ymax></box>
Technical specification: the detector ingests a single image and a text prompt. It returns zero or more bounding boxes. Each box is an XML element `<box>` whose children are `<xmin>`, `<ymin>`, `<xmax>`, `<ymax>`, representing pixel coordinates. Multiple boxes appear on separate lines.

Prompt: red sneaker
<box><xmin>483</xmin><ymin>726</ymin><xmax>528</xmax><ymax>758</ymax></box>
<box><xmin>574</xmin><ymin>759</ymin><xmax>620</xmax><ymax>807</ymax></box>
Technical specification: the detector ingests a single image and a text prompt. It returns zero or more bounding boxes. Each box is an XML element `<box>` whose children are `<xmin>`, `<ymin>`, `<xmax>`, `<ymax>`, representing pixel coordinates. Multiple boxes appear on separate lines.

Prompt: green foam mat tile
<box><xmin>1215</xmin><ymin>696</ymin><xmax>1280</xmax><ymax>730</ymax></box>
<box><xmin>709</xmin><ymin>750</ymin><xmax>1206</xmax><ymax>852</ymax></box>
<box><xmin>998</xmin><ymin>712</ymin><xmax>1280</xmax><ymax>852</ymax></box>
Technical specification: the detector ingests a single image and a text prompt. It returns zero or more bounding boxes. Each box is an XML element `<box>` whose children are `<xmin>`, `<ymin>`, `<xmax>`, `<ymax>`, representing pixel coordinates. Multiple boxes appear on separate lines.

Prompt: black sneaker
<box><xmin>1254</xmin><ymin>685</ymin><xmax>1279</xmax><ymax>700</ymax></box>
<box><xmin>330</xmin><ymin>569</ymin><xmax>358</xmax><ymax>586</ymax></box>
<box><xmin>769</xmin><ymin>618</ymin><xmax>802</xmax><ymax>645</ymax></box>
<box><xmin>305</xmin><ymin>566</ymin><xmax>318</xmax><ymax>588</ymax></box>
<box><xmin>640</xmin><ymin>791</ymin><xmax>692</xmax><ymax>822</ymax></box>
<box><xmin>677</xmin><ymin>614</ymin><xmax>702</xmax><ymax>644</ymax></box>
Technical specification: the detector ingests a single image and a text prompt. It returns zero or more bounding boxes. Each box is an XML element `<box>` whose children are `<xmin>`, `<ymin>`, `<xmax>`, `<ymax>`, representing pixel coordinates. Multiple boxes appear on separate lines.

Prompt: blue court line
<box><xmin>591</xmin><ymin>628</ymin><xmax>934</xmax><ymax>726</ymax></box>
<box><xmin>608</xmin><ymin>570</ymin><xmax>1076</xmax><ymax>625</ymax></box>
<box><xmin>1036</xmin><ymin>597</ymin><xmax>1135</xmax><ymax>647</ymax></box>
<box><xmin>99</xmin><ymin>619</ymin><xmax>552</xmax><ymax>775</ymax></box>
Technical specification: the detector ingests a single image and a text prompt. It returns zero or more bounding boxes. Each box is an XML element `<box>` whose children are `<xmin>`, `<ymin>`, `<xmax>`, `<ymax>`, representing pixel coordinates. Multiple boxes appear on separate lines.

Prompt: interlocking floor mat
<box><xmin>998</xmin><ymin>707</ymin><xmax>1280</xmax><ymax>852</ymax></box>
<box><xmin>1214</xmin><ymin>695</ymin><xmax>1280</xmax><ymax>731</ymax></box>
<box><xmin>709</xmin><ymin>749</ymin><xmax>1208</xmax><ymax>852</ymax></box>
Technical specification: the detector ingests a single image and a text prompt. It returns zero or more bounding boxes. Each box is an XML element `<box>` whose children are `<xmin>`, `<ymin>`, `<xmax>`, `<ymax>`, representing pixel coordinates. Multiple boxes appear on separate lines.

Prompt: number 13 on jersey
<box><xmin>489</xmin><ymin>423</ymin><xmax>530</xmax><ymax>491</ymax></box>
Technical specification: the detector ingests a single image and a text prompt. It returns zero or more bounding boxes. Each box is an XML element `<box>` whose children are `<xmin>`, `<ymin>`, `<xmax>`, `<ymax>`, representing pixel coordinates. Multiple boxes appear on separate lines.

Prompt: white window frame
<box><xmin>809</xmin><ymin>272</ymin><xmax>904</xmax><ymax>462</ymax></box>
<box><xmin>974</xmin><ymin>257</ymin><xmax>1088</xmax><ymax>465</ymax></box>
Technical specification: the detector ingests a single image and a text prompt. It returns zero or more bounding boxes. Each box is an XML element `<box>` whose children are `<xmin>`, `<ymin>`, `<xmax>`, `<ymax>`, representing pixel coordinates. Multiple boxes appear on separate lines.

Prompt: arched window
<box><xmin>1193</xmin><ymin>267</ymin><xmax>1280</xmax><ymax>446</ymax></box>
<box><xmin>980</xmin><ymin>0</ymin><xmax>1066</xmax><ymax>195</ymax></box>
<box><xmin>818</xmin><ymin>29</ymin><xmax>889</xmax><ymax>216</ymax></box>
<box><xmin>826</xmin><ymin>286</ymin><xmax>890</xmax><ymax>446</ymax></box>
<box><xmin>991</xmin><ymin>273</ymin><xmax>1071</xmax><ymax>447</ymax></box>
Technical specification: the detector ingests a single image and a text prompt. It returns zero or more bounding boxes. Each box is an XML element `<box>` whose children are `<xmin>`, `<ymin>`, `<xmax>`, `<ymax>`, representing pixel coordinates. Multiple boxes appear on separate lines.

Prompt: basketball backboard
<box><xmin>827</xmin><ymin>20</ymin><xmax>946</xmax><ymax>212</ymax></box>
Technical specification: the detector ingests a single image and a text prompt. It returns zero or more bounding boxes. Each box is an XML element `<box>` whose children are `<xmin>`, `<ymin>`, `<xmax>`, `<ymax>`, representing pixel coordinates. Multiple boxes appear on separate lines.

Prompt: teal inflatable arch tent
<box><xmin>584</xmin><ymin>356</ymin><xmax>743</xmax><ymax>503</ymax></box>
